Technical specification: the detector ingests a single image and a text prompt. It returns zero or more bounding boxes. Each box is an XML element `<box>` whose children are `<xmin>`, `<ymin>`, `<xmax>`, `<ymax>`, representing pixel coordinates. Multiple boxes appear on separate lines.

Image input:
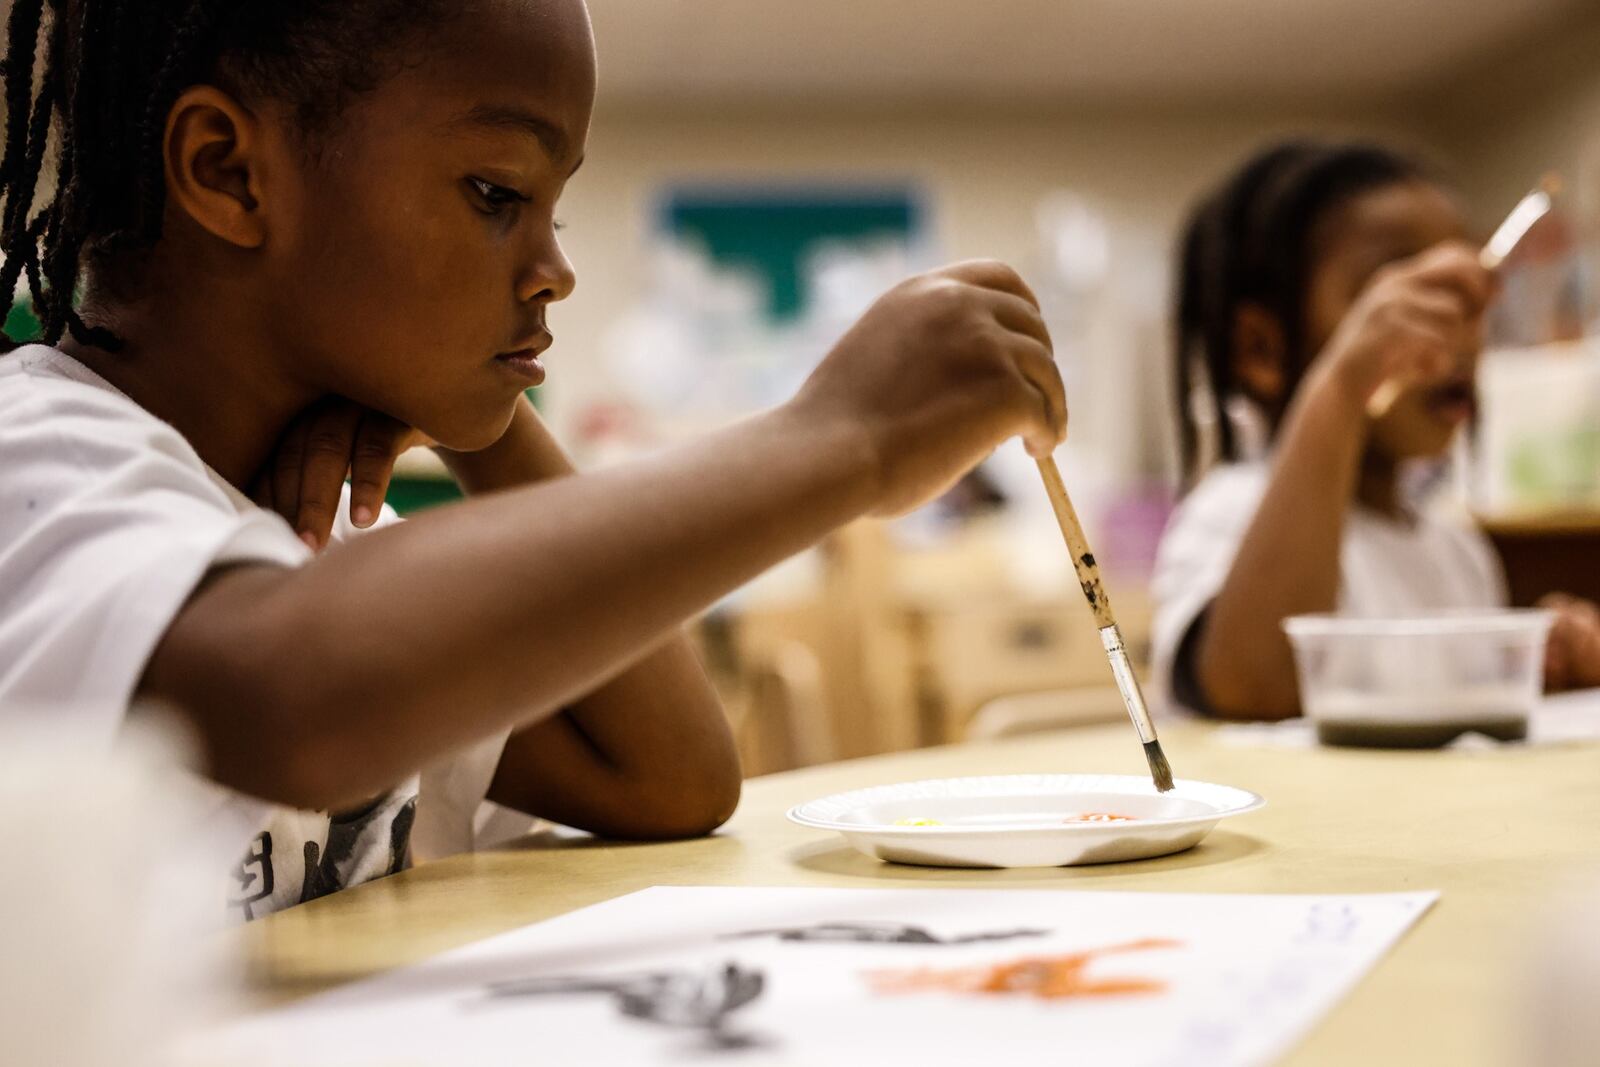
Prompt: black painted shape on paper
<box><xmin>479</xmin><ymin>961</ymin><xmax>768</xmax><ymax>1052</ymax></box>
<box><xmin>726</xmin><ymin>922</ymin><xmax>1049</xmax><ymax>945</ymax></box>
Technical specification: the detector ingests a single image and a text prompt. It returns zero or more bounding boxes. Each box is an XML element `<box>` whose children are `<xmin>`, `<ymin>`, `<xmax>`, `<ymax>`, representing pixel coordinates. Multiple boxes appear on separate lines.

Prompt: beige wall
<box><xmin>545</xmin><ymin>103</ymin><xmax>1417</xmax><ymax>463</ymax></box>
<box><xmin>1417</xmin><ymin>6</ymin><xmax>1600</xmax><ymax>224</ymax></box>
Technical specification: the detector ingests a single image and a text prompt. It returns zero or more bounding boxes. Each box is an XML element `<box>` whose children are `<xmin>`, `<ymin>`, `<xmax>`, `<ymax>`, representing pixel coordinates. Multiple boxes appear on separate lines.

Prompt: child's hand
<box><xmin>255</xmin><ymin>397</ymin><xmax>422</xmax><ymax>550</ymax></box>
<box><xmin>792</xmin><ymin>260</ymin><xmax>1067</xmax><ymax>517</ymax></box>
<box><xmin>1541</xmin><ymin>593</ymin><xmax>1600</xmax><ymax>692</ymax></box>
<box><xmin>1314</xmin><ymin>241</ymin><xmax>1493</xmax><ymax>409</ymax></box>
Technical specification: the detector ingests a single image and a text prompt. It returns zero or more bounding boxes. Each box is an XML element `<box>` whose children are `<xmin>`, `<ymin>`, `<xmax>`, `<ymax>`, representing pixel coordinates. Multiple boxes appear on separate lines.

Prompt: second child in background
<box><xmin>1152</xmin><ymin>141</ymin><xmax>1600</xmax><ymax>721</ymax></box>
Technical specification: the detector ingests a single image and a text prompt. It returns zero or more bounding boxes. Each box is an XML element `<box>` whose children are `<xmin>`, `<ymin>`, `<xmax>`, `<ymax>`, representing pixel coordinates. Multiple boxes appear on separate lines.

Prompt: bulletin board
<box><xmin>661</xmin><ymin>185</ymin><xmax>924</xmax><ymax>320</ymax></box>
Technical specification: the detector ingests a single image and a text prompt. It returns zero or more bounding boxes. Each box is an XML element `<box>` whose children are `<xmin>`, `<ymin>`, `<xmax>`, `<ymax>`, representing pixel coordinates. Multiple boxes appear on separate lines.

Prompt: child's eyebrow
<box><xmin>452</xmin><ymin>104</ymin><xmax>572</xmax><ymax>164</ymax></box>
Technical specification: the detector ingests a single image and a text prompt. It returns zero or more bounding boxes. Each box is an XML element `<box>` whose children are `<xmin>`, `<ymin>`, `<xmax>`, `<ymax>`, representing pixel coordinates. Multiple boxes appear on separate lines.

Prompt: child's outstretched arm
<box><xmin>138</xmin><ymin>261</ymin><xmax>1067</xmax><ymax>813</ymax></box>
<box><xmin>1193</xmin><ymin>243</ymin><xmax>1492</xmax><ymax>719</ymax></box>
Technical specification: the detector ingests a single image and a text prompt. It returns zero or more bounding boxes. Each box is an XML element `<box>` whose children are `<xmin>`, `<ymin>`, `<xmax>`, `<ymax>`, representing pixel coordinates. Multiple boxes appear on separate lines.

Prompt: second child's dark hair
<box><xmin>0</xmin><ymin>0</ymin><xmax>455</xmax><ymax>351</ymax></box>
<box><xmin>1173</xmin><ymin>140</ymin><xmax>1431</xmax><ymax>484</ymax></box>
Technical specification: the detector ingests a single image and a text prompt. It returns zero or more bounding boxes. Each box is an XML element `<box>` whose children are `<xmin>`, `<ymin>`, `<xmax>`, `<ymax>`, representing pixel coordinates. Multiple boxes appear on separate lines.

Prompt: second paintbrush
<box><xmin>1035</xmin><ymin>455</ymin><xmax>1175</xmax><ymax>793</ymax></box>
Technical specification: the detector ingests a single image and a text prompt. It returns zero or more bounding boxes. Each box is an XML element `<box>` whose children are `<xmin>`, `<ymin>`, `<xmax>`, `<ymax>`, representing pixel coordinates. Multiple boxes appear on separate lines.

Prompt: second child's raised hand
<box><xmin>254</xmin><ymin>397</ymin><xmax>420</xmax><ymax>550</ymax></box>
<box><xmin>1315</xmin><ymin>241</ymin><xmax>1495</xmax><ymax>408</ymax></box>
<box><xmin>792</xmin><ymin>259</ymin><xmax>1067</xmax><ymax>517</ymax></box>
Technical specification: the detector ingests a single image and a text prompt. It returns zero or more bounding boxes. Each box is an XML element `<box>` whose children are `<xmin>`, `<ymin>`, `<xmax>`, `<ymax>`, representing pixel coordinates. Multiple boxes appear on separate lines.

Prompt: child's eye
<box><xmin>467</xmin><ymin>177</ymin><xmax>530</xmax><ymax>215</ymax></box>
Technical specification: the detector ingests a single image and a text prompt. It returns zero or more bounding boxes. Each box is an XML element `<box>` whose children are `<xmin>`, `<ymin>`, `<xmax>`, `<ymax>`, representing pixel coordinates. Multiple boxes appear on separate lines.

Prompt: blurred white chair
<box><xmin>965</xmin><ymin>686</ymin><xmax>1126</xmax><ymax>741</ymax></box>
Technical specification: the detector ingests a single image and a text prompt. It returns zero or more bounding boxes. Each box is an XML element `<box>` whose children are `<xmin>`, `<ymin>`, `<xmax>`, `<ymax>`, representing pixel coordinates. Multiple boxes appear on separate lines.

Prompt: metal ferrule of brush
<box><xmin>1098</xmin><ymin>624</ymin><xmax>1157</xmax><ymax>744</ymax></box>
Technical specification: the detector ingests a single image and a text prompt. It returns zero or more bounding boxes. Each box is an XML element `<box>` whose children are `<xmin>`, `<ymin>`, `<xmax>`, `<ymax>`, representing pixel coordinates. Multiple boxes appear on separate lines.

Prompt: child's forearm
<box><xmin>141</xmin><ymin>401</ymin><xmax>873</xmax><ymax>811</ymax></box>
<box><xmin>438</xmin><ymin>400</ymin><xmax>741</xmax><ymax>838</ymax></box>
<box><xmin>1195</xmin><ymin>369</ymin><xmax>1367</xmax><ymax>719</ymax></box>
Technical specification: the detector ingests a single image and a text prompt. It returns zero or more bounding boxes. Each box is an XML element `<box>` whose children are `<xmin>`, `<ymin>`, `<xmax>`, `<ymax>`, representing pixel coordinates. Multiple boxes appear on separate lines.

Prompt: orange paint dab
<box><xmin>866</xmin><ymin>939</ymin><xmax>1180</xmax><ymax>1001</ymax></box>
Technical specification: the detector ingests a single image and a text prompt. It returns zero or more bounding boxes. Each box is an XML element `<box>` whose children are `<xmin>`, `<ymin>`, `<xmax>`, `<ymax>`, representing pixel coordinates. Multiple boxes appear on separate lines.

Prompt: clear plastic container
<box><xmin>1283</xmin><ymin>610</ymin><xmax>1555</xmax><ymax>748</ymax></box>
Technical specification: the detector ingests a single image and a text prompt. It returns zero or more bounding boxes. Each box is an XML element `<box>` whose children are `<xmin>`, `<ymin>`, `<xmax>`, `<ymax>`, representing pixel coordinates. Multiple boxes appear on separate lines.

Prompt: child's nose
<box><xmin>517</xmin><ymin>242</ymin><xmax>577</xmax><ymax>304</ymax></box>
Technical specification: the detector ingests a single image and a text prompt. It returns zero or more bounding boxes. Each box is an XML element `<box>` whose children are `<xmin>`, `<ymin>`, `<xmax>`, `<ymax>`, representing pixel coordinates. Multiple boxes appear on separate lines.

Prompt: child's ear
<box><xmin>163</xmin><ymin>86</ymin><xmax>268</xmax><ymax>250</ymax></box>
<box><xmin>1231</xmin><ymin>302</ymin><xmax>1287</xmax><ymax>407</ymax></box>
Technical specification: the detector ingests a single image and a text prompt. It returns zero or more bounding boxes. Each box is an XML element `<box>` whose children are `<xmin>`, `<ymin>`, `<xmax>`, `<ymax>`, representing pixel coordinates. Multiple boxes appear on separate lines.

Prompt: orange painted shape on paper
<box><xmin>865</xmin><ymin>938</ymin><xmax>1181</xmax><ymax>1001</ymax></box>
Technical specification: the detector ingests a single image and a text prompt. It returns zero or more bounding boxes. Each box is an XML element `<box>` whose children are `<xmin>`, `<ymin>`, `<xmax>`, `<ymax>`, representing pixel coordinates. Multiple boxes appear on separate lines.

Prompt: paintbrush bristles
<box><xmin>1143</xmin><ymin>740</ymin><xmax>1175</xmax><ymax>794</ymax></box>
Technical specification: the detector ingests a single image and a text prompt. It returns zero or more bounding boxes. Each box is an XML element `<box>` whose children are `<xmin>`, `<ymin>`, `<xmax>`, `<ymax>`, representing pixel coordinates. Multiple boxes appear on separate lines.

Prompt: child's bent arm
<box><xmin>443</xmin><ymin>400</ymin><xmax>740</xmax><ymax>839</ymax></box>
<box><xmin>1193</xmin><ymin>371</ymin><xmax>1368</xmax><ymax>719</ymax></box>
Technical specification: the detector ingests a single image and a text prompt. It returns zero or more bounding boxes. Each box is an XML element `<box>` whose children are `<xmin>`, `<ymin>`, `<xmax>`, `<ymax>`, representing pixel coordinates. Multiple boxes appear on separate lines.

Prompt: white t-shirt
<box><xmin>0</xmin><ymin>345</ymin><xmax>530</xmax><ymax>919</ymax></box>
<box><xmin>1150</xmin><ymin>461</ymin><xmax>1508</xmax><ymax>716</ymax></box>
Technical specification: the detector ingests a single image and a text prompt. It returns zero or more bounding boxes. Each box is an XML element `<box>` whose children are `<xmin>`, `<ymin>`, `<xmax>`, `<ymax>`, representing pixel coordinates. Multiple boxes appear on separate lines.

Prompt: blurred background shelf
<box><xmin>1480</xmin><ymin>511</ymin><xmax>1600</xmax><ymax>606</ymax></box>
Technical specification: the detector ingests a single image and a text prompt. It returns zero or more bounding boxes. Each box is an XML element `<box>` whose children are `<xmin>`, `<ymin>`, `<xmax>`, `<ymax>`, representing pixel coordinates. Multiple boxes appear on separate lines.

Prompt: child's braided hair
<box><xmin>0</xmin><ymin>0</ymin><xmax>453</xmax><ymax>350</ymax></box>
<box><xmin>1173</xmin><ymin>140</ymin><xmax>1434</xmax><ymax>484</ymax></box>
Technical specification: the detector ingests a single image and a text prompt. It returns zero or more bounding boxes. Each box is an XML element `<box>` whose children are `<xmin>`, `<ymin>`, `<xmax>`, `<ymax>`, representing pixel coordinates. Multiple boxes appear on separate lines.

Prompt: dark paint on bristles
<box><xmin>1143</xmin><ymin>740</ymin><xmax>1175</xmax><ymax>794</ymax></box>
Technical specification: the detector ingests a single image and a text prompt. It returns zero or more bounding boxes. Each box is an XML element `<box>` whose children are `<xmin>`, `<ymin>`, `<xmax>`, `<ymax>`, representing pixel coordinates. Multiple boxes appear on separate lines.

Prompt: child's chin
<box><xmin>428</xmin><ymin>406</ymin><xmax>518</xmax><ymax>454</ymax></box>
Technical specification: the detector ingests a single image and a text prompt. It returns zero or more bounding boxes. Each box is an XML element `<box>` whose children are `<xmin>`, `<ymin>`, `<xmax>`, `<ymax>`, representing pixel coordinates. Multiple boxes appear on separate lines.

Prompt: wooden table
<box><xmin>238</xmin><ymin>723</ymin><xmax>1600</xmax><ymax>1066</ymax></box>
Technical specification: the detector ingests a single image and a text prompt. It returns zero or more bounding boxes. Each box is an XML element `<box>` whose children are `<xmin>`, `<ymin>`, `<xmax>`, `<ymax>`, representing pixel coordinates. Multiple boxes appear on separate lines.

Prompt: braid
<box><xmin>0</xmin><ymin>0</ymin><xmax>457</xmax><ymax>352</ymax></box>
<box><xmin>116</xmin><ymin>0</ymin><xmax>229</xmax><ymax>255</ymax></box>
<box><xmin>0</xmin><ymin>0</ymin><xmax>47</xmax><ymax>350</ymax></box>
<box><xmin>1174</xmin><ymin>144</ymin><xmax>1314</xmax><ymax>483</ymax></box>
<box><xmin>1172</xmin><ymin>140</ymin><xmax>1430</xmax><ymax>486</ymax></box>
<box><xmin>0</xmin><ymin>0</ymin><xmax>45</xmax><ymax>218</ymax></box>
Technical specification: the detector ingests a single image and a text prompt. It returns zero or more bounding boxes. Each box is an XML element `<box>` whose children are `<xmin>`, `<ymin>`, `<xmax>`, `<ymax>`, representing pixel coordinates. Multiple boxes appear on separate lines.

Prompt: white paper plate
<box><xmin>787</xmin><ymin>773</ymin><xmax>1265</xmax><ymax>868</ymax></box>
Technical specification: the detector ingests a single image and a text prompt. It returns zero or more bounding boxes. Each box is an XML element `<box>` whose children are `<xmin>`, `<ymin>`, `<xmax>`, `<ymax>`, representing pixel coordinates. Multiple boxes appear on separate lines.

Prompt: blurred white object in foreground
<box><xmin>0</xmin><ymin>712</ymin><xmax>239</xmax><ymax>1067</ymax></box>
<box><xmin>1525</xmin><ymin>873</ymin><xmax>1600</xmax><ymax>1067</ymax></box>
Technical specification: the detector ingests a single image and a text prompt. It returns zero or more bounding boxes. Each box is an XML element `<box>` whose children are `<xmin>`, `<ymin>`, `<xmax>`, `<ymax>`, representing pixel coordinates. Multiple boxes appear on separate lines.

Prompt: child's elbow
<box><xmin>1201</xmin><ymin>670</ymin><xmax>1301</xmax><ymax>722</ymax></box>
<box><xmin>617</xmin><ymin>767</ymin><xmax>743</xmax><ymax>842</ymax></box>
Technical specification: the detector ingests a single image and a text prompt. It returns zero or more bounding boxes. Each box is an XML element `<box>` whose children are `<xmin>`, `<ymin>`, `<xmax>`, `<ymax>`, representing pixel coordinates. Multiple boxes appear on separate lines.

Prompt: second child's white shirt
<box><xmin>1150</xmin><ymin>461</ymin><xmax>1508</xmax><ymax>716</ymax></box>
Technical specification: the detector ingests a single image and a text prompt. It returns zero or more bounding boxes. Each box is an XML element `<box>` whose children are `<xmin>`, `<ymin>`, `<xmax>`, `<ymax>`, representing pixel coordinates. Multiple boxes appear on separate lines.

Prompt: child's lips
<box><xmin>495</xmin><ymin>348</ymin><xmax>546</xmax><ymax>386</ymax></box>
<box><xmin>1425</xmin><ymin>379</ymin><xmax>1477</xmax><ymax>424</ymax></box>
<box><xmin>495</xmin><ymin>333</ymin><xmax>551</xmax><ymax>386</ymax></box>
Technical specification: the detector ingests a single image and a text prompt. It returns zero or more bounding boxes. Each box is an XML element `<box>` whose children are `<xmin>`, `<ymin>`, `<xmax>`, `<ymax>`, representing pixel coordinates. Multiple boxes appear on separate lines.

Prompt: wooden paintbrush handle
<box><xmin>1035</xmin><ymin>457</ymin><xmax>1116</xmax><ymax>630</ymax></box>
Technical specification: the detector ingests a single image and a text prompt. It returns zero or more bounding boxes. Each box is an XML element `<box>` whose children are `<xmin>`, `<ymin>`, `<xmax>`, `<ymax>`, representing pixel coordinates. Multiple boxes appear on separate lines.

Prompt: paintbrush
<box><xmin>1035</xmin><ymin>456</ymin><xmax>1175</xmax><ymax>793</ymax></box>
<box><xmin>1366</xmin><ymin>174</ymin><xmax>1563</xmax><ymax>419</ymax></box>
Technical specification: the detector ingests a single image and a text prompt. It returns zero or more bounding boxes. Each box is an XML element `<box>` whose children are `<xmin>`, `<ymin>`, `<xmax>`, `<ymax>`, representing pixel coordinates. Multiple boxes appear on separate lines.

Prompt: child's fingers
<box><xmin>983</xmin><ymin>292</ymin><xmax>1063</xmax><ymax>448</ymax></box>
<box><xmin>347</xmin><ymin>411</ymin><xmax>409</xmax><ymax>529</ymax></box>
<box><xmin>1408</xmin><ymin>242</ymin><xmax>1495</xmax><ymax>312</ymax></box>
<box><xmin>1382</xmin><ymin>319</ymin><xmax>1454</xmax><ymax>386</ymax></box>
<box><xmin>945</xmin><ymin>259</ymin><xmax>1042</xmax><ymax>311</ymax></box>
<box><xmin>295</xmin><ymin>401</ymin><xmax>365</xmax><ymax>549</ymax></box>
<box><xmin>988</xmin><ymin>289</ymin><xmax>1055</xmax><ymax>353</ymax></box>
<box><xmin>1404</xmin><ymin>287</ymin><xmax>1474</xmax><ymax>330</ymax></box>
<box><xmin>1564</xmin><ymin>601</ymin><xmax>1600</xmax><ymax>677</ymax></box>
<box><xmin>1011</xmin><ymin>337</ymin><xmax>1069</xmax><ymax>456</ymax></box>
<box><xmin>271</xmin><ymin>413</ymin><xmax>311</xmax><ymax>522</ymax></box>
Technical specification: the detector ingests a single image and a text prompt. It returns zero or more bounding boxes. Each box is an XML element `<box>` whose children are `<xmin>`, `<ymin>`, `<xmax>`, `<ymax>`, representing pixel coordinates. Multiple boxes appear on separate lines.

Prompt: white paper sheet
<box><xmin>184</xmin><ymin>886</ymin><xmax>1437</xmax><ymax>1067</ymax></box>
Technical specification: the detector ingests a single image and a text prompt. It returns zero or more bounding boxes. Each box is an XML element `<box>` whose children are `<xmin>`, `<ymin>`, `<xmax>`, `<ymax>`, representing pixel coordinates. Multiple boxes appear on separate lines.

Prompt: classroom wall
<box><xmin>1417</xmin><ymin>5</ymin><xmax>1600</xmax><ymax>225</ymax></box>
<box><xmin>545</xmin><ymin>103</ymin><xmax>1420</xmax><ymax>480</ymax></box>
